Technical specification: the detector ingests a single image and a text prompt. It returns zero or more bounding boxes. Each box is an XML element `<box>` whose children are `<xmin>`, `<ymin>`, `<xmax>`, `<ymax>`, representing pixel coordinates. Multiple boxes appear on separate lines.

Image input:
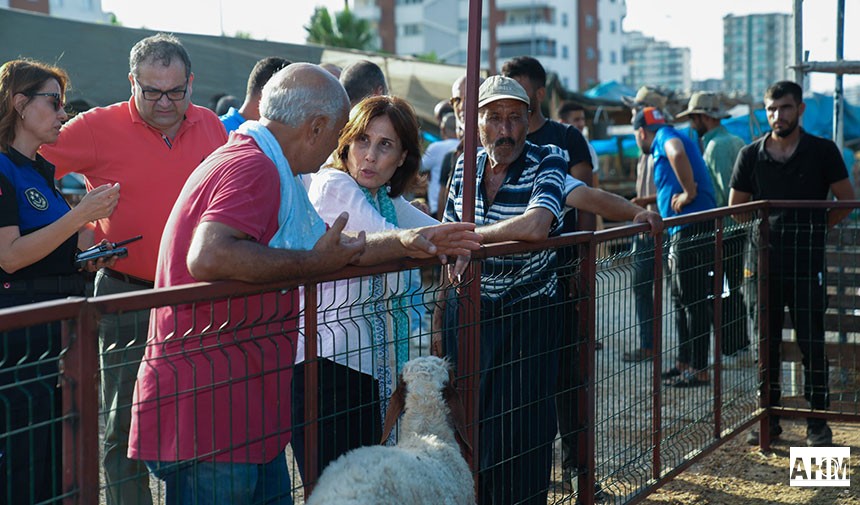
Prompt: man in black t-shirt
<box><xmin>730</xmin><ymin>81</ymin><xmax>855</xmax><ymax>447</ymax></box>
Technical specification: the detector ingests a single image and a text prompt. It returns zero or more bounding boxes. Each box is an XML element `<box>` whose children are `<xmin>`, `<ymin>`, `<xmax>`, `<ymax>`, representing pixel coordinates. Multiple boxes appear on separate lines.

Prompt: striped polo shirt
<box><xmin>444</xmin><ymin>141</ymin><xmax>568</xmax><ymax>307</ymax></box>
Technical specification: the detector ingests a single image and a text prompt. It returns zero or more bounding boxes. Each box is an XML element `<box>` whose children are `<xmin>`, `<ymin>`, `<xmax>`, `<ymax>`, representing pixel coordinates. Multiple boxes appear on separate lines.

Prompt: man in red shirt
<box><xmin>128</xmin><ymin>63</ymin><xmax>480</xmax><ymax>503</ymax></box>
<box><xmin>41</xmin><ymin>33</ymin><xmax>227</xmax><ymax>505</ymax></box>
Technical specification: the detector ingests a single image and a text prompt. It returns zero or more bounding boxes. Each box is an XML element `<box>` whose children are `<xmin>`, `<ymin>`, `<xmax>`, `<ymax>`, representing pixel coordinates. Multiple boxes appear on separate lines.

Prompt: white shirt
<box><xmin>296</xmin><ymin>168</ymin><xmax>438</xmax><ymax>376</ymax></box>
<box><xmin>421</xmin><ymin>138</ymin><xmax>459</xmax><ymax>214</ymax></box>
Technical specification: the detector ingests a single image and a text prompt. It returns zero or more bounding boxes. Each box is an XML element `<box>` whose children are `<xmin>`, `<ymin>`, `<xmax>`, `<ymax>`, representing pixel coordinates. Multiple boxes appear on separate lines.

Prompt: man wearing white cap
<box><xmin>443</xmin><ymin>75</ymin><xmax>569</xmax><ymax>505</ymax></box>
<box><xmin>443</xmin><ymin>76</ymin><xmax>661</xmax><ymax>504</ymax></box>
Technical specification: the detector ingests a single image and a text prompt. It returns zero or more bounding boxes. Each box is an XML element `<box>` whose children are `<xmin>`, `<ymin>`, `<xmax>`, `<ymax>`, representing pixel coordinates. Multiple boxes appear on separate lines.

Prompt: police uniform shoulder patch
<box><xmin>24</xmin><ymin>188</ymin><xmax>49</xmax><ymax>211</ymax></box>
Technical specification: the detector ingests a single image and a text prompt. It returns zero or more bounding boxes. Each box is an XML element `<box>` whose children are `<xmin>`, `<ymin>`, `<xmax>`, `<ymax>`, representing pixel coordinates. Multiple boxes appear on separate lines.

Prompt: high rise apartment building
<box><xmin>2</xmin><ymin>0</ymin><xmax>110</xmax><ymax>23</ymax></box>
<box><xmin>723</xmin><ymin>13</ymin><xmax>793</xmax><ymax>100</ymax></box>
<box><xmin>354</xmin><ymin>0</ymin><xmax>627</xmax><ymax>91</ymax></box>
<box><xmin>623</xmin><ymin>30</ymin><xmax>691</xmax><ymax>92</ymax></box>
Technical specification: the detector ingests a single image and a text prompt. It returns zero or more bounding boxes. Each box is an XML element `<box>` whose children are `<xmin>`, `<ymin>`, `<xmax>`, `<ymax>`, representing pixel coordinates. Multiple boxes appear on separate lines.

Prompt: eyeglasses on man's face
<box><xmin>28</xmin><ymin>92</ymin><xmax>65</xmax><ymax>112</ymax></box>
<box><xmin>134</xmin><ymin>78</ymin><xmax>188</xmax><ymax>102</ymax></box>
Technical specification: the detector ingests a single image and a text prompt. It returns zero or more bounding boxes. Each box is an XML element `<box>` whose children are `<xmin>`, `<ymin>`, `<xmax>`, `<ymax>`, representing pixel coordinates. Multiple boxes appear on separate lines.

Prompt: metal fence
<box><xmin>1</xmin><ymin>201</ymin><xmax>858</xmax><ymax>504</ymax></box>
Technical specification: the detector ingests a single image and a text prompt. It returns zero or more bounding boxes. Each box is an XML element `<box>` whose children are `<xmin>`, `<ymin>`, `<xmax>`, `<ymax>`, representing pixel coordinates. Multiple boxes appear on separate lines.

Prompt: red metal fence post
<box><xmin>580</xmin><ymin>235</ymin><xmax>598</xmax><ymax>505</ymax></box>
<box><xmin>303</xmin><ymin>284</ymin><xmax>319</xmax><ymax>494</ymax></box>
<box><xmin>62</xmin><ymin>300</ymin><xmax>99</xmax><ymax>505</ymax></box>
<box><xmin>457</xmin><ymin>260</ymin><xmax>482</xmax><ymax>492</ymax></box>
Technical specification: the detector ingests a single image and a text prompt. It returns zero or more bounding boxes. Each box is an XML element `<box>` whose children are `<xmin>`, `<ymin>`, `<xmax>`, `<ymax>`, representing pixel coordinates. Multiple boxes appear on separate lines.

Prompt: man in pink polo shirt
<box><xmin>41</xmin><ymin>33</ymin><xmax>227</xmax><ymax>505</ymax></box>
<box><xmin>127</xmin><ymin>63</ymin><xmax>480</xmax><ymax>504</ymax></box>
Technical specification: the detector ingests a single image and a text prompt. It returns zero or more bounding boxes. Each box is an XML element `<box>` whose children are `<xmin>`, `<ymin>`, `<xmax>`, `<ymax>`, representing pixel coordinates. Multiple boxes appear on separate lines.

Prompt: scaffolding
<box><xmin>791</xmin><ymin>0</ymin><xmax>860</xmax><ymax>153</ymax></box>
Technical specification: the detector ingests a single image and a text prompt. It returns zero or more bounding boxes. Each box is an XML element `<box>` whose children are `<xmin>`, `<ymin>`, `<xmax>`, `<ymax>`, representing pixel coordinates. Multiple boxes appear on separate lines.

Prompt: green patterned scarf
<box><xmin>359</xmin><ymin>186</ymin><xmax>410</xmax><ymax>431</ymax></box>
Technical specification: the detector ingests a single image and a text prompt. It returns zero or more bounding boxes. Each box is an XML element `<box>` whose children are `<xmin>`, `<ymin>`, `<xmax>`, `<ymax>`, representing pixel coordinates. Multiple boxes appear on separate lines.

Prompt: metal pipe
<box><xmin>834</xmin><ymin>0</ymin><xmax>845</xmax><ymax>153</ymax></box>
<box><xmin>793</xmin><ymin>0</ymin><xmax>804</xmax><ymax>86</ymax></box>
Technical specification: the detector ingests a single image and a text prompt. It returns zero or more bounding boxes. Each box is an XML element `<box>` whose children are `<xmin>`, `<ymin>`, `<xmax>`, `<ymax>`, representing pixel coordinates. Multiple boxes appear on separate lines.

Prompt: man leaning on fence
<box><xmin>633</xmin><ymin>107</ymin><xmax>717</xmax><ymax>388</ymax></box>
<box><xmin>127</xmin><ymin>63</ymin><xmax>479</xmax><ymax>504</ymax></box>
<box><xmin>441</xmin><ymin>75</ymin><xmax>572</xmax><ymax>505</ymax></box>
<box><xmin>677</xmin><ymin>92</ymin><xmax>750</xmax><ymax>359</ymax></box>
<box><xmin>40</xmin><ymin>33</ymin><xmax>228</xmax><ymax>505</ymax></box>
<box><xmin>729</xmin><ymin>80</ymin><xmax>855</xmax><ymax>447</ymax></box>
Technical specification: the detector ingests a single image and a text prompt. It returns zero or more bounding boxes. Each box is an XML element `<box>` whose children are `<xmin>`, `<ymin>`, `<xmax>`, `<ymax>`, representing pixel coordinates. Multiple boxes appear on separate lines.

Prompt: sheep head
<box><xmin>380</xmin><ymin>356</ymin><xmax>472</xmax><ymax>459</ymax></box>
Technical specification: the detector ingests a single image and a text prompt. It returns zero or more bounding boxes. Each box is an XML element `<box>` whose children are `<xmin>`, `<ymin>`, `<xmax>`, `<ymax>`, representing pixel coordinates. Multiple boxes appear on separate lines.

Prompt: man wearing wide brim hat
<box><xmin>675</xmin><ymin>91</ymin><xmax>731</xmax><ymax>121</ymax></box>
<box><xmin>678</xmin><ymin>92</ymin><xmax>750</xmax><ymax>361</ymax></box>
<box><xmin>622</xmin><ymin>85</ymin><xmax>669</xmax><ymax>111</ymax></box>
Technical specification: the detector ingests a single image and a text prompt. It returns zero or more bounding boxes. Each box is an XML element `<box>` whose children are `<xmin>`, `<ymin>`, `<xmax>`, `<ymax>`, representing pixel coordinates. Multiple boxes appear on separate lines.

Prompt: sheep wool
<box><xmin>306</xmin><ymin>356</ymin><xmax>475</xmax><ymax>505</ymax></box>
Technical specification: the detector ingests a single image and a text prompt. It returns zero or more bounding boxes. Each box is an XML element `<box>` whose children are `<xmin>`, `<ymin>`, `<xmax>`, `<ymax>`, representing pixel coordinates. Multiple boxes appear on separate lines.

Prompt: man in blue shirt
<box><xmin>220</xmin><ymin>57</ymin><xmax>290</xmax><ymax>134</ymax></box>
<box><xmin>634</xmin><ymin>107</ymin><xmax>716</xmax><ymax>387</ymax></box>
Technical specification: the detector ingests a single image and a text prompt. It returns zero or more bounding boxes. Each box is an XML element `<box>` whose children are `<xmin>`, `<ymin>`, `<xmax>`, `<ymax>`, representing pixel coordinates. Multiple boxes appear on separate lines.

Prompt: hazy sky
<box><xmin>101</xmin><ymin>0</ymin><xmax>859</xmax><ymax>91</ymax></box>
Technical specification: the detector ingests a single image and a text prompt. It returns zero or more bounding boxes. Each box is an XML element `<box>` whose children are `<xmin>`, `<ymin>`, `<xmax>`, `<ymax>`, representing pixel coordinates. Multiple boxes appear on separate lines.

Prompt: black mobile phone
<box><xmin>75</xmin><ymin>247</ymin><xmax>128</xmax><ymax>269</ymax></box>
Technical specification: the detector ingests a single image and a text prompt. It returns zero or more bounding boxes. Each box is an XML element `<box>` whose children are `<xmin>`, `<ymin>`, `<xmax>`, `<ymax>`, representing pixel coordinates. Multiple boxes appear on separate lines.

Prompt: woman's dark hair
<box><xmin>332</xmin><ymin>95</ymin><xmax>421</xmax><ymax>198</ymax></box>
<box><xmin>0</xmin><ymin>59</ymin><xmax>69</xmax><ymax>152</ymax></box>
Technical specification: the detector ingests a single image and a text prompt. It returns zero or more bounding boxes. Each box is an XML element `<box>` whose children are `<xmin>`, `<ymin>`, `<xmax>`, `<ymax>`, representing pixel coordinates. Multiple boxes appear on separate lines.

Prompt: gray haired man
<box><xmin>128</xmin><ymin>64</ymin><xmax>480</xmax><ymax>503</ymax></box>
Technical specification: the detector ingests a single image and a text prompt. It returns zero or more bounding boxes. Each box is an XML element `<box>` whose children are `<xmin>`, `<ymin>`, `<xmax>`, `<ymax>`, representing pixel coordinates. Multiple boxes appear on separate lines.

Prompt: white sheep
<box><xmin>306</xmin><ymin>356</ymin><xmax>475</xmax><ymax>505</ymax></box>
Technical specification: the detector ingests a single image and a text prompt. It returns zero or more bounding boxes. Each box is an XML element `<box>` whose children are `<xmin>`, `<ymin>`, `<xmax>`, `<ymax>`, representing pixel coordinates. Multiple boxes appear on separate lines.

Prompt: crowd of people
<box><xmin>0</xmin><ymin>30</ymin><xmax>853</xmax><ymax>505</ymax></box>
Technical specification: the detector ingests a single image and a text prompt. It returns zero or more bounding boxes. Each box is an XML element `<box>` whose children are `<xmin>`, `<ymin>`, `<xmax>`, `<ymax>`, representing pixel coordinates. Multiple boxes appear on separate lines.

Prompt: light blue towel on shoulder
<box><xmin>237</xmin><ymin>121</ymin><xmax>326</xmax><ymax>250</ymax></box>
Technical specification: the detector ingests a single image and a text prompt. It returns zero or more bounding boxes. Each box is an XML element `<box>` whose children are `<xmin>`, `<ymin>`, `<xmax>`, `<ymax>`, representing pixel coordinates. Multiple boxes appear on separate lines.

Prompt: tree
<box><xmin>305</xmin><ymin>4</ymin><xmax>374</xmax><ymax>51</ymax></box>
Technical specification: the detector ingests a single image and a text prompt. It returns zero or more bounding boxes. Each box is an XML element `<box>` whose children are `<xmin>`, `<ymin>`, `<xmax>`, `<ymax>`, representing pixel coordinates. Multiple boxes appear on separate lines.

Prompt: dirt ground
<box><xmin>640</xmin><ymin>419</ymin><xmax>860</xmax><ymax>505</ymax></box>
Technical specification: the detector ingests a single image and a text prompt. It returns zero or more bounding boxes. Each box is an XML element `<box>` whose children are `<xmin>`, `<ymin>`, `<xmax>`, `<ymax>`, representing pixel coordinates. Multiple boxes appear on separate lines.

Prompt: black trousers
<box><xmin>0</xmin><ymin>292</ymin><xmax>67</xmax><ymax>505</ymax></box>
<box><xmin>291</xmin><ymin>359</ymin><xmax>381</xmax><ymax>480</ymax></box>
<box><xmin>445</xmin><ymin>294</ymin><xmax>560</xmax><ymax>505</ymax></box>
<box><xmin>555</xmin><ymin>278</ymin><xmax>583</xmax><ymax>475</ymax></box>
<box><xmin>766</xmin><ymin>268</ymin><xmax>829</xmax><ymax>427</ymax></box>
<box><xmin>669</xmin><ymin>223</ymin><xmax>715</xmax><ymax>371</ymax></box>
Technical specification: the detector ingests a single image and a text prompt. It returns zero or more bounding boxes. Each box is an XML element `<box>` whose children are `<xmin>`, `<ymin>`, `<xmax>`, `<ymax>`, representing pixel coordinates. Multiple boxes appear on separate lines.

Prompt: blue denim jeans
<box><xmin>145</xmin><ymin>456</ymin><xmax>292</xmax><ymax>505</ymax></box>
<box><xmin>631</xmin><ymin>234</ymin><xmax>656</xmax><ymax>350</ymax></box>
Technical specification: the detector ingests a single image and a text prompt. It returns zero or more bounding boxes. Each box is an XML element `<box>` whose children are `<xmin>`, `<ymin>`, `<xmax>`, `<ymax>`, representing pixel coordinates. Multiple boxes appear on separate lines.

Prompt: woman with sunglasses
<box><xmin>0</xmin><ymin>59</ymin><xmax>119</xmax><ymax>503</ymax></box>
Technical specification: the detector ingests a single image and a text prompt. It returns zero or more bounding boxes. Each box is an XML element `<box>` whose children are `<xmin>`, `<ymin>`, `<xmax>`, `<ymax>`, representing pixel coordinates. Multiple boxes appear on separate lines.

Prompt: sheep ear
<box><xmin>380</xmin><ymin>380</ymin><xmax>406</xmax><ymax>445</ymax></box>
<box><xmin>443</xmin><ymin>378</ymin><xmax>473</xmax><ymax>459</ymax></box>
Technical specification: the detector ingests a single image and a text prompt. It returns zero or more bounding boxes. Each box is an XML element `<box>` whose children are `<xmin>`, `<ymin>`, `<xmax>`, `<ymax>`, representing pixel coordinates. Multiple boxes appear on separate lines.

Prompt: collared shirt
<box><xmin>130</xmin><ymin>133</ymin><xmax>293</xmax><ymax>464</ymax></box>
<box><xmin>219</xmin><ymin>106</ymin><xmax>246</xmax><ymax>134</ymax></box>
<box><xmin>702</xmin><ymin>125</ymin><xmax>745</xmax><ymax>207</ymax></box>
<box><xmin>297</xmin><ymin>168</ymin><xmax>439</xmax><ymax>376</ymax></box>
<box><xmin>41</xmin><ymin>98</ymin><xmax>228</xmax><ymax>281</ymax></box>
<box><xmin>444</xmin><ymin>141</ymin><xmax>567</xmax><ymax>307</ymax></box>
<box><xmin>652</xmin><ymin>126</ymin><xmax>716</xmax><ymax>235</ymax></box>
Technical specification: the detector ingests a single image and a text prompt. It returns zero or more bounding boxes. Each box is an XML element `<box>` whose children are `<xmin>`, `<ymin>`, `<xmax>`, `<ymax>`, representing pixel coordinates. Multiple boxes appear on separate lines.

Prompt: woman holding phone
<box><xmin>0</xmin><ymin>59</ymin><xmax>119</xmax><ymax>503</ymax></box>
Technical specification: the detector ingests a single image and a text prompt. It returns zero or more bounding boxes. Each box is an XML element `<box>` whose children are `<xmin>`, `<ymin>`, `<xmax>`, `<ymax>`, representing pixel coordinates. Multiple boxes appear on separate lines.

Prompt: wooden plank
<box><xmin>781</xmin><ymin>397</ymin><xmax>860</xmax><ymax>414</ymax></box>
<box><xmin>825</xmin><ymin>271</ymin><xmax>860</xmax><ymax>287</ymax></box>
<box><xmin>828</xmin><ymin>292</ymin><xmax>860</xmax><ymax>310</ymax></box>
<box><xmin>826</xmin><ymin>250</ymin><xmax>860</xmax><ymax>268</ymax></box>
<box><xmin>780</xmin><ymin>341</ymin><xmax>860</xmax><ymax>367</ymax></box>
<box><xmin>783</xmin><ymin>311</ymin><xmax>860</xmax><ymax>333</ymax></box>
<box><xmin>827</xmin><ymin>227</ymin><xmax>860</xmax><ymax>246</ymax></box>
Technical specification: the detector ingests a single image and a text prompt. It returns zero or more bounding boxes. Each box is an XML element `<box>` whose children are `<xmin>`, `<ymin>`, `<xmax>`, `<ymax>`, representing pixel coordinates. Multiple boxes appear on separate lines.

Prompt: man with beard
<box><xmin>443</xmin><ymin>75</ymin><xmax>569</xmax><ymax>505</ymax></box>
<box><xmin>443</xmin><ymin>75</ymin><xmax>661</xmax><ymax>504</ymax></box>
<box><xmin>730</xmin><ymin>81</ymin><xmax>854</xmax><ymax>447</ymax></box>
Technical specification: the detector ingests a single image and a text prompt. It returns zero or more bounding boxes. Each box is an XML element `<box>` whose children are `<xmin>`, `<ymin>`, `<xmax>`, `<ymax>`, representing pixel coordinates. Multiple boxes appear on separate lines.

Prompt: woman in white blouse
<box><xmin>293</xmin><ymin>95</ymin><xmax>440</xmax><ymax>476</ymax></box>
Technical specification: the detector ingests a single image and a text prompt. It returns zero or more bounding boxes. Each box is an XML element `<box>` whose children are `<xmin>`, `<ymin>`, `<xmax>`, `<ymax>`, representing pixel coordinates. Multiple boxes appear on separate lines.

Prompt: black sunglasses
<box><xmin>29</xmin><ymin>92</ymin><xmax>65</xmax><ymax>112</ymax></box>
